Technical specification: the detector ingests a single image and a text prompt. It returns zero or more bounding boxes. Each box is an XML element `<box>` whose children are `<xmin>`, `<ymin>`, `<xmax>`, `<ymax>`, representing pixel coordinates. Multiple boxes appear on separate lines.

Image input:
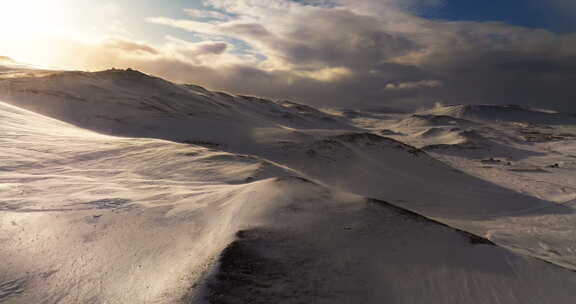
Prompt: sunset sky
<box><xmin>2</xmin><ymin>0</ymin><xmax>576</xmax><ymax>110</ymax></box>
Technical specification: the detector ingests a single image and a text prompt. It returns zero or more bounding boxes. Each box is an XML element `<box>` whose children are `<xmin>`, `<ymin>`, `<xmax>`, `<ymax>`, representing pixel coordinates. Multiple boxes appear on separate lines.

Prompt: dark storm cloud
<box><xmin>138</xmin><ymin>0</ymin><xmax>576</xmax><ymax>111</ymax></box>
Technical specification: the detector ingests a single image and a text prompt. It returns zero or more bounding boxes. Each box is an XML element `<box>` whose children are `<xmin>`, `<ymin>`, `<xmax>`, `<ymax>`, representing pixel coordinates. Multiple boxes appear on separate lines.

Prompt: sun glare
<box><xmin>0</xmin><ymin>0</ymin><xmax>73</xmax><ymax>37</ymax></box>
<box><xmin>0</xmin><ymin>0</ymin><xmax>107</xmax><ymax>67</ymax></box>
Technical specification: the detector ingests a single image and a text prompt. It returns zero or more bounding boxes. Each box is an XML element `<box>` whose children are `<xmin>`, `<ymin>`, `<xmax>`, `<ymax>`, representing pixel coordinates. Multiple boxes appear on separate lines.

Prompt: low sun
<box><xmin>0</xmin><ymin>0</ymin><xmax>89</xmax><ymax>67</ymax></box>
<box><xmin>0</xmin><ymin>0</ymin><xmax>72</xmax><ymax>37</ymax></box>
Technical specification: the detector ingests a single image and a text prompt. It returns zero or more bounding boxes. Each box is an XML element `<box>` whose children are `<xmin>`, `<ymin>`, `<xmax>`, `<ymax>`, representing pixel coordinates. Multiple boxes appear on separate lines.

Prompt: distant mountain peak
<box><xmin>424</xmin><ymin>103</ymin><xmax>574</xmax><ymax>125</ymax></box>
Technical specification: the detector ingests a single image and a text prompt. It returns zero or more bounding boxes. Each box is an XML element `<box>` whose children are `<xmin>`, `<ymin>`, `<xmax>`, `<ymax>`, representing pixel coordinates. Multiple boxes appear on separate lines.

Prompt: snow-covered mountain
<box><xmin>0</xmin><ymin>69</ymin><xmax>352</xmax><ymax>151</ymax></box>
<box><xmin>422</xmin><ymin>104</ymin><xmax>576</xmax><ymax>125</ymax></box>
<box><xmin>1</xmin><ymin>64</ymin><xmax>576</xmax><ymax>303</ymax></box>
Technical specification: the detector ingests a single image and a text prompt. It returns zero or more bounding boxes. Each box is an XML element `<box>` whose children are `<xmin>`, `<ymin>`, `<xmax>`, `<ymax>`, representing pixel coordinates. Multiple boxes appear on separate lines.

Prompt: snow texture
<box><xmin>1</xmin><ymin>65</ymin><xmax>576</xmax><ymax>303</ymax></box>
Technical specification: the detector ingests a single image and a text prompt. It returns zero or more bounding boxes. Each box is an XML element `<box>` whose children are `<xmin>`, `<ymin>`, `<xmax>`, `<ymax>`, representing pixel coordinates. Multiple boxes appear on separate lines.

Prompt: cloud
<box><xmin>103</xmin><ymin>38</ymin><xmax>159</xmax><ymax>55</ymax></box>
<box><xmin>184</xmin><ymin>8</ymin><xmax>231</xmax><ymax>20</ymax></box>
<box><xmin>385</xmin><ymin>80</ymin><xmax>443</xmax><ymax>90</ymax></box>
<box><xmin>45</xmin><ymin>0</ymin><xmax>576</xmax><ymax>112</ymax></box>
<box><xmin>296</xmin><ymin>67</ymin><xmax>353</xmax><ymax>82</ymax></box>
<box><xmin>163</xmin><ymin>37</ymin><xmax>230</xmax><ymax>57</ymax></box>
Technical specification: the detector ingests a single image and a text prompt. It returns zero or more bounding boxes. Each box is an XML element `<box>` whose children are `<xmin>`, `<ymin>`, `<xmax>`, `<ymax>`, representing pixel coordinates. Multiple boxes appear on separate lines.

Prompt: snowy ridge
<box><xmin>2</xmin><ymin>67</ymin><xmax>576</xmax><ymax>303</ymax></box>
<box><xmin>0</xmin><ymin>69</ymin><xmax>352</xmax><ymax>146</ymax></box>
<box><xmin>423</xmin><ymin>104</ymin><xmax>576</xmax><ymax>125</ymax></box>
<box><xmin>394</xmin><ymin>114</ymin><xmax>480</xmax><ymax>128</ymax></box>
<box><xmin>1</xmin><ymin>103</ymin><xmax>574</xmax><ymax>303</ymax></box>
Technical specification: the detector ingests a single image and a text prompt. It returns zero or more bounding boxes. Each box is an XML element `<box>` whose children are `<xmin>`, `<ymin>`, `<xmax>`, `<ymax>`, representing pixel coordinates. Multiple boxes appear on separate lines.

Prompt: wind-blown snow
<box><xmin>1</xmin><ymin>65</ymin><xmax>576</xmax><ymax>303</ymax></box>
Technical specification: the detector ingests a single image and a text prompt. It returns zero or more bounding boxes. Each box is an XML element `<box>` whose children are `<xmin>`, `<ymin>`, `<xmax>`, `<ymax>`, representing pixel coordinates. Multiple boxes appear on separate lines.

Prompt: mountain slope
<box><xmin>423</xmin><ymin>104</ymin><xmax>576</xmax><ymax>125</ymax></box>
<box><xmin>1</xmin><ymin>101</ymin><xmax>576</xmax><ymax>303</ymax></box>
<box><xmin>2</xmin><ymin>66</ymin><xmax>576</xmax><ymax>303</ymax></box>
<box><xmin>346</xmin><ymin>101</ymin><xmax>576</xmax><ymax>271</ymax></box>
<box><xmin>0</xmin><ymin>69</ymin><xmax>352</xmax><ymax>151</ymax></box>
<box><xmin>0</xmin><ymin>69</ymin><xmax>560</xmax><ymax>218</ymax></box>
<box><xmin>1</xmin><ymin>68</ymin><xmax>572</xmax><ymax>243</ymax></box>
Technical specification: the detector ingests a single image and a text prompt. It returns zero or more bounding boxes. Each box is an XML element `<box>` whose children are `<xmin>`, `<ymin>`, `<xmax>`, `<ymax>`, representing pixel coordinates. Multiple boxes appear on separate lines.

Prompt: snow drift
<box><xmin>2</xmin><ymin>66</ymin><xmax>576</xmax><ymax>303</ymax></box>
